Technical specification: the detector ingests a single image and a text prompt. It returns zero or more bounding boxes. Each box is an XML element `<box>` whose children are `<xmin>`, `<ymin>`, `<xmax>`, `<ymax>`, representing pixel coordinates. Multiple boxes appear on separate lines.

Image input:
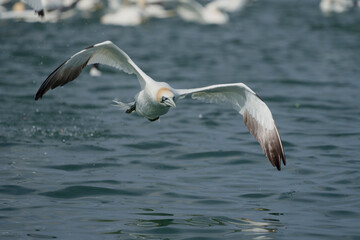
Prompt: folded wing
<box><xmin>174</xmin><ymin>83</ymin><xmax>286</xmax><ymax>170</ymax></box>
<box><xmin>35</xmin><ymin>40</ymin><xmax>149</xmax><ymax>100</ymax></box>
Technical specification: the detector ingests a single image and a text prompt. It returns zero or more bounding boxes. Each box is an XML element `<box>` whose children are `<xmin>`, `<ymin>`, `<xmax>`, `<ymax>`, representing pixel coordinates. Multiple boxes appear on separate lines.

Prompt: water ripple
<box><xmin>44</xmin><ymin>163</ymin><xmax>122</xmax><ymax>171</ymax></box>
<box><xmin>26</xmin><ymin>233</ymin><xmax>57</xmax><ymax>239</ymax></box>
<box><xmin>125</xmin><ymin>141</ymin><xmax>180</xmax><ymax>150</ymax></box>
<box><xmin>39</xmin><ymin>186</ymin><xmax>146</xmax><ymax>199</ymax></box>
<box><xmin>176</xmin><ymin>150</ymin><xmax>245</xmax><ymax>160</ymax></box>
<box><xmin>0</xmin><ymin>185</ymin><xmax>36</xmax><ymax>195</ymax></box>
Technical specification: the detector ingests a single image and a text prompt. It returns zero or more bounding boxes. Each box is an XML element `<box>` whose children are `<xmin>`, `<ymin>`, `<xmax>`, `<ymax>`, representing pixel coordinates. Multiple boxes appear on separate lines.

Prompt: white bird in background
<box><xmin>22</xmin><ymin>0</ymin><xmax>79</xmax><ymax>15</ymax></box>
<box><xmin>176</xmin><ymin>0</ymin><xmax>229</xmax><ymax>25</ymax></box>
<box><xmin>319</xmin><ymin>0</ymin><xmax>355</xmax><ymax>14</ymax></box>
<box><xmin>101</xmin><ymin>0</ymin><xmax>174</xmax><ymax>26</ymax></box>
<box><xmin>208</xmin><ymin>0</ymin><xmax>248</xmax><ymax>13</ymax></box>
<box><xmin>0</xmin><ymin>1</ymin><xmax>41</xmax><ymax>21</ymax></box>
<box><xmin>101</xmin><ymin>0</ymin><xmax>147</xmax><ymax>26</ymax></box>
<box><xmin>76</xmin><ymin>0</ymin><xmax>102</xmax><ymax>12</ymax></box>
<box><xmin>89</xmin><ymin>64</ymin><xmax>102</xmax><ymax>77</ymax></box>
<box><xmin>141</xmin><ymin>1</ymin><xmax>175</xmax><ymax>19</ymax></box>
<box><xmin>18</xmin><ymin>0</ymin><xmax>80</xmax><ymax>22</ymax></box>
<box><xmin>34</xmin><ymin>41</ymin><xmax>286</xmax><ymax>171</ymax></box>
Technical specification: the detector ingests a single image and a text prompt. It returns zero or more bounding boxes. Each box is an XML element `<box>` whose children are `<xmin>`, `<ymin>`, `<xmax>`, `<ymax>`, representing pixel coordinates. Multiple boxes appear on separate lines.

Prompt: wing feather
<box><xmin>35</xmin><ymin>41</ymin><xmax>150</xmax><ymax>100</ymax></box>
<box><xmin>22</xmin><ymin>0</ymin><xmax>45</xmax><ymax>16</ymax></box>
<box><xmin>176</xmin><ymin>0</ymin><xmax>204</xmax><ymax>23</ymax></box>
<box><xmin>174</xmin><ymin>83</ymin><xmax>286</xmax><ymax>170</ymax></box>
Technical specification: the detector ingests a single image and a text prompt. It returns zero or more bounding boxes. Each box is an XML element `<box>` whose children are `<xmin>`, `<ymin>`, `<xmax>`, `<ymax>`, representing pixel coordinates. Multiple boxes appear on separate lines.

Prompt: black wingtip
<box><xmin>275</xmin><ymin>160</ymin><xmax>281</xmax><ymax>171</ymax></box>
<box><xmin>37</xmin><ymin>9</ymin><xmax>44</xmax><ymax>17</ymax></box>
<box><xmin>277</xmin><ymin>153</ymin><xmax>286</xmax><ymax>171</ymax></box>
<box><xmin>35</xmin><ymin>85</ymin><xmax>46</xmax><ymax>100</ymax></box>
<box><xmin>275</xmin><ymin>151</ymin><xmax>286</xmax><ymax>171</ymax></box>
<box><xmin>282</xmin><ymin>154</ymin><xmax>286</xmax><ymax>166</ymax></box>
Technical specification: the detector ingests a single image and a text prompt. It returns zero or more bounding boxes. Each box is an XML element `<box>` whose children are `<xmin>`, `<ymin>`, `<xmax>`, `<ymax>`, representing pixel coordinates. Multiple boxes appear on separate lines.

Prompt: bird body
<box><xmin>19</xmin><ymin>0</ymin><xmax>79</xmax><ymax>21</ymax></box>
<box><xmin>176</xmin><ymin>0</ymin><xmax>228</xmax><ymax>25</ymax></box>
<box><xmin>101</xmin><ymin>5</ymin><xmax>146</xmax><ymax>26</ymax></box>
<box><xmin>209</xmin><ymin>0</ymin><xmax>248</xmax><ymax>13</ymax></box>
<box><xmin>35</xmin><ymin>41</ymin><xmax>286</xmax><ymax>170</ymax></box>
<box><xmin>133</xmin><ymin>84</ymin><xmax>175</xmax><ymax>121</ymax></box>
<box><xmin>319</xmin><ymin>0</ymin><xmax>355</xmax><ymax>14</ymax></box>
<box><xmin>89</xmin><ymin>64</ymin><xmax>102</xmax><ymax>77</ymax></box>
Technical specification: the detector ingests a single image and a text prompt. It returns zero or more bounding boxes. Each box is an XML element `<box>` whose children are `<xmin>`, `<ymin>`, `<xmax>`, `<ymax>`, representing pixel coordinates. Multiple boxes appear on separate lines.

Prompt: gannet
<box><xmin>319</xmin><ymin>0</ymin><xmax>355</xmax><ymax>14</ymax></box>
<box><xmin>21</xmin><ymin>0</ymin><xmax>80</xmax><ymax>18</ymax></box>
<box><xmin>1</xmin><ymin>1</ymin><xmax>72</xmax><ymax>22</ymax></box>
<box><xmin>34</xmin><ymin>41</ymin><xmax>286</xmax><ymax>170</ymax></box>
<box><xmin>89</xmin><ymin>64</ymin><xmax>102</xmax><ymax>77</ymax></box>
<box><xmin>176</xmin><ymin>0</ymin><xmax>228</xmax><ymax>25</ymax></box>
<box><xmin>0</xmin><ymin>2</ymin><xmax>45</xmax><ymax>22</ymax></box>
<box><xmin>101</xmin><ymin>0</ymin><xmax>147</xmax><ymax>26</ymax></box>
<box><xmin>142</xmin><ymin>2</ymin><xmax>175</xmax><ymax>19</ymax></box>
<box><xmin>101</xmin><ymin>0</ymin><xmax>173</xmax><ymax>26</ymax></box>
<box><xmin>76</xmin><ymin>0</ymin><xmax>102</xmax><ymax>12</ymax></box>
<box><xmin>209</xmin><ymin>0</ymin><xmax>248</xmax><ymax>13</ymax></box>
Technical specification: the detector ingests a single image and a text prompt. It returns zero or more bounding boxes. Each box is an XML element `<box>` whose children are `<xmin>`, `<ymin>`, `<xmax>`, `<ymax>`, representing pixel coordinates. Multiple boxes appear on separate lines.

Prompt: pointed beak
<box><xmin>164</xmin><ymin>98</ymin><xmax>176</xmax><ymax>108</ymax></box>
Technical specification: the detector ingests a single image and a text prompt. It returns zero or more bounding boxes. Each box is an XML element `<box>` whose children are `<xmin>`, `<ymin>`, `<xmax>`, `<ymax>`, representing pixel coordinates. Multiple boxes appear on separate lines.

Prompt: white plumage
<box><xmin>208</xmin><ymin>0</ymin><xmax>248</xmax><ymax>13</ymax></box>
<box><xmin>176</xmin><ymin>0</ymin><xmax>229</xmax><ymax>25</ymax></box>
<box><xmin>21</xmin><ymin>0</ymin><xmax>44</xmax><ymax>15</ymax></box>
<box><xmin>101</xmin><ymin>3</ymin><xmax>146</xmax><ymax>26</ymax></box>
<box><xmin>319</xmin><ymin>0</ymin><xmax>355</xmax><ymax>14</ymax></box>
<box><xmin>35</xmin><ymin>41</ymin><xmax>286</xmax><ymax>170</ymax></box>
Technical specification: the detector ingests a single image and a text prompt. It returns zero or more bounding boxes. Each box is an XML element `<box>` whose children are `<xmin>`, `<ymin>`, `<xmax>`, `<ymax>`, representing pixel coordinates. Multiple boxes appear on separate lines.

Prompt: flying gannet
<box><xmin>34</xmin><ymin>41</ymin><xmax>286</xmax><ymax>171</ymax></box>
<box><xmin>21</xmin><ymin>0</ymin><xmax>81</xmax><ymax>17</ymax></box>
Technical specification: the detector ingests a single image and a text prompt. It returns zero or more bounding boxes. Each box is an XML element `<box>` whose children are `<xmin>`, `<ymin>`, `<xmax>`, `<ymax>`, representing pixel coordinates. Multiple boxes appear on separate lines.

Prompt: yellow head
<box><xmin>13</xmin><ymin>2</ymin><xmax>25</xmax><ymax>12</ymax></box>
<box><xmin>156</xmin><ymin>87</ymin><xmax>176</xmax><ymax>108</ymax></box>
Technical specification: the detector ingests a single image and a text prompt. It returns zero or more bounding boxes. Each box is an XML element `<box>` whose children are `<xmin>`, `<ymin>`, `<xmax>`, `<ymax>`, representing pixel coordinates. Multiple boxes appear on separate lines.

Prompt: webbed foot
<box><xmin>126</xmin><ymin>103</ymin><xmax>136</xmax><ymax>114</ymax></box>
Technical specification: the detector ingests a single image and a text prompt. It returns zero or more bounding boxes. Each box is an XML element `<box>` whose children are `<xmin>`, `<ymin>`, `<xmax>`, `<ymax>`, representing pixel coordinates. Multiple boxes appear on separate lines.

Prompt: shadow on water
<box><xmin>39</xmin><ymin>186</ymin><xmax>147</xmax><ymax>199</ymax></box>
<box><xmin>97</xmin><ymin>208</ymin><xmax>284</xmax><ymax>239</ymax></box>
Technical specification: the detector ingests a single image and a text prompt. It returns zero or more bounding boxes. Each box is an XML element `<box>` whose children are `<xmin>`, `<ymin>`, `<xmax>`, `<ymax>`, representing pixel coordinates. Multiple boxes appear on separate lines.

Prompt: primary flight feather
<box><xmin>35</xmin><ymin>40</ymin><xmax>286</xmax><ymax>170</ymax></box>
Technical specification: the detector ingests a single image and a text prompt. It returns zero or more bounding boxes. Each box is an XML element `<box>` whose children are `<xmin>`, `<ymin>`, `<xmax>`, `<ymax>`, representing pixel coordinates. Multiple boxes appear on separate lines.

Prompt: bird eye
<box><xmin>161</xmin><ymin>96</ymin><xmax>166</xmax><ymax>102</ymax></box>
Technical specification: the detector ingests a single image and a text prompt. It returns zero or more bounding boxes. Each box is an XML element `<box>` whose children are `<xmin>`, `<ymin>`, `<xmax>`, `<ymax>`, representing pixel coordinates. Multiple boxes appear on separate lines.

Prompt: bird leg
<box><xmin>126</xmin><ymin>103</ymin><xmax>136</xmax><ymax>114</ymax></box>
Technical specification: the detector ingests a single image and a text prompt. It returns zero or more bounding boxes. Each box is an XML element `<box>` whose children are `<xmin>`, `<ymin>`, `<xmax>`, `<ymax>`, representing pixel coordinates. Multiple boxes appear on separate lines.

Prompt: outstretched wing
<box><xmin>174</xmin><ymin>83</ymin><xmax>286</xmax><ymax>170</ymax></box>
<box><xmin>22</xmin><ymin>0</ymin><xmax>45</xmax><ymax>16</ymax></box>
<box><xmin>35</xmin><ymin>41</ymin><xmax>150</xmax><ymax>100</ymax></box>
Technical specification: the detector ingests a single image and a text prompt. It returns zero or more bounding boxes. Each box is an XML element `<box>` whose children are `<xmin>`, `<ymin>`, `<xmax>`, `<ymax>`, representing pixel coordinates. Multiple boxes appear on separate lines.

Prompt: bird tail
<box><xmin>112</xmin><ymin>99</ymin><xmax>135</xmax><ymax>112</ymax></box>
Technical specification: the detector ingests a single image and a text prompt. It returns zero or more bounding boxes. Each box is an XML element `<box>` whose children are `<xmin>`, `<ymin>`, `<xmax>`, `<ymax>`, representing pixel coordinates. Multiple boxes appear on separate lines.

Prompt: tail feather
<box><xmin>112</xmin><ymin>99</ymin><xmax>135</xmax><ymax>112</ymax></box>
